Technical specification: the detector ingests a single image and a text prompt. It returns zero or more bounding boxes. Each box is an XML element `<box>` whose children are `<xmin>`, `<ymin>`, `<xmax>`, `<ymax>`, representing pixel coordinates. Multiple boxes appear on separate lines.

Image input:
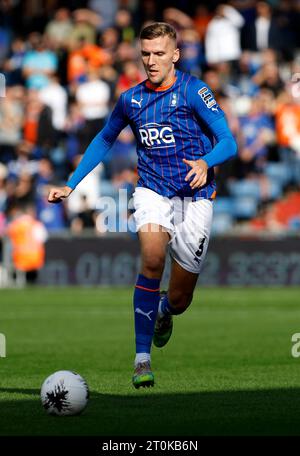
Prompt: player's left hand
<box><xmin>183</xmin><ymin>158</ymin><xmax>208</xmax><ymax>189</ymax></box>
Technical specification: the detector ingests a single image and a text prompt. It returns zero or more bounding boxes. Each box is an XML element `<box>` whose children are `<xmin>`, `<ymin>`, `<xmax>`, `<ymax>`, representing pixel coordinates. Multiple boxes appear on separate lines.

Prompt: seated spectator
<box><xmin>64</xmin><ymin>102</ymin><xmax>86</xmax><ymax>165</ymax></box>
<box><xmin>3</xmin><ymin>37</ymin><xmax>26</xmax><ymax>86</ymax></box>
<box><xmin>13</xmin><ymin>173</ymin><xmax>35</xmax><ymax>207</ymax></box>
<box><xmin>115</xmin><ymin>8</ymin><xmax>135</xmax><ymax>43</ymax></box>
<box><xmin>100</xmin><ymin>26</ymin><xmax>120</xmax><ymax>56</ymax></box>
<box><xmin>103</xmin><ymin>126</ymin><xmax>137</xmax><ymax>182</ymax></box>
<box><xmin>69</xmin><ymin>8</ymin><xmax>101</xmax><ymax>46</ymax></box>
<box><xmin>36</xmin><ymin>184</ymin><xmax>67</xmax><ymax>232</ymax></box>
<box><xmin>162</xmin><ymin>7</ymin><xmax>194</xmax><ymax>34</ymax></box>
<box><xmin>193</xmin><ymin>4</ymin><xmax>212</xmax><ymax>43</ymax></box>
<box><xmin>276</xmin><ymin>85</ymin><xmax>300</xmax><ymax>157</ymax></box>
<box><xmin>241</xmin><ymin>1</ymin><xmax>282</xmax><ymax>53</ymax></box>
<box><xmin>252</xmin><ymin>59</ymin><xmax>284</xmax><ymax>96</ymax></box>
<box><xmin>67</xmin><ymin>154</ymin><xmax>102</xmax><ymax>221</ymax></box>
<box><xmin>0</xmin><ymin>163</ymin><xmax>8</xmax><ymax>213</ymax></box>
<box><xmin>23</xmin><ymin>89</ymin><xmax>56</xmax><ymax>152</ymax></box>
<box><xmin>115</xmin><ymin>60</ymin><xmax>143</xmax><ymax>98</ymax></box>
<box><xmin>45</xmin><ymin>8</ymin><xmax>74</xmax><ymax>50</ymax></box>
<box><xmin>0</xmin><ymin>86</ymin><xmax>24</xmax><ymax>164</ymax></box>
<box><xmin>23</xmin><ymin>89</ymin><xmax>43</xmax><ymax>145</ymax></box>
<box><xmin>205</xmin><ymin>4</ymin><xmax>244</xmax><ymax>65</ymax></box>
<box><xmin>115</xmin><ymin>41</ymin><xmax>140</xmax><ymax>70</ymax></box>
<box><xmin>237</xmin><ymin>94</ymin><xmax>275</xmax><ymax>177</ymax></box>
<box><xmin>88</xmin><ymin>0</ymin><xmax>118</xmax><ymax>31</ymax></box>
<box><xmin>67</xmin><ymin>36</ymin><xmax>111</xmax><ymax>85</ymax></box>
<box><xmin>7</xmin><ymin>141</ymin><xmax>39</xmax><ymax>181</ymax></box>
<box><xmin>39</xmin><ymin>74</ymin><xmax>68</xmax><ymax>134</ymax></box>
<box><xmin>75</xmin><ymin>68</ymin><xmax>111</xmax><ymax>152</ymax></box>
<box><xmin>230</xmin><ymin>51</ymin><xmax>260</xmax><ymax>97</ymax></box>
<box><xmin>178</xmin><ymin>28</ymin><xmax>203</xmax><ymax>77</ymax></box>
<box><xmin>203</xmin><ymin>69</ymin><xmax>228</xmax><ymax>98</ymax></box>
<box><xmin>22</xmin><ymin>32</ymin><xmax>58</xmax><ymax>90</ymax></box>
<box><xmin>36</xmin><ymin>158</ymin><xmax>56</xmax><ymax>187</ymax></box>
<box><xmin>70</xmin><ymin>194</ymin><xmax>97</xmax><ymax>233</ymax></box>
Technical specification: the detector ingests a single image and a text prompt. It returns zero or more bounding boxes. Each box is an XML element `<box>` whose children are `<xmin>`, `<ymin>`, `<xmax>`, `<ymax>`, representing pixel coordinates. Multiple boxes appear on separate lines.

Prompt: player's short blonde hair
<box><xmin>140</xmin><ymin>22</ymin><xmax>177</xmax><ymax>43</ymax></box>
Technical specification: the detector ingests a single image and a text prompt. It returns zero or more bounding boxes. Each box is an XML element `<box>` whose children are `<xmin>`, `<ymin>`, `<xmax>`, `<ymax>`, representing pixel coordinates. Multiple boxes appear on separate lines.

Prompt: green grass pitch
<box><xmin>0</xmin><ymin>287</ymin><xmax>300</xmax><ymax>436</ymax></box>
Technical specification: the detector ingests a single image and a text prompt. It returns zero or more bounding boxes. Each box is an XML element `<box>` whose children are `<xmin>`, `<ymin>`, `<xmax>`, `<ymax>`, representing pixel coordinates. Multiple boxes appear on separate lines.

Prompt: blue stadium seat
<box><xmin>213</xmin><ymin>197</ymin><xmax>235</xmax><ymax>215</ymax></box>
<box><xmin>211</xmin><ymin>213</ymin><xmax>234</xmax><ymax>235</ymax></box>
<box><xmin>265</xmin><ymin>162</ymin><xmax>292</xmax><ymax>187</ymax></box>
<box><xmin>233</xmin><ymin>196</ymin><xmax>258</xmax><ymax>219</ymax></box>
<box><xmin>293</xmin><ymin>160</ymin><xmax>300</xmax><ymax>185</ymax></box>
<box><xmin>268</xmin><ymin>180</ymin><xmax>283</xmax><ymax>200</ymax></box>
<box><xmin>228</xmin><ymin>180</ymin><xmax>261</xmax><ymax>200</ymax></box>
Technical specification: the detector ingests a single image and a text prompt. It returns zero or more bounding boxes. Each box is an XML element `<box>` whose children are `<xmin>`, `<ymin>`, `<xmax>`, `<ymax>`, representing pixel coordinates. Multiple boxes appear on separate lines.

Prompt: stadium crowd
<box><xmin>1</xmin><ymin>0</ymin><xmax>300</xmax><ymax>236</ymax></box>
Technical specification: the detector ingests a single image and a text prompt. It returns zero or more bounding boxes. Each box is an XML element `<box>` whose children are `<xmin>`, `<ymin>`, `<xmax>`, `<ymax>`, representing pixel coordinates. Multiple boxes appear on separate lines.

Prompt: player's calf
<box><xmin>153</xmin><ymin>291</ymin><xmax>193</xmax><ymax>348</ymax></box>
<box><xmin>153</xmin><ymin>291</ymin><xmax>173</xmax><ymax>348</ymax></box>
<box><xmin>167</xmin><ymin>289</ymin><xmax>193</xmax><ymax>315</ymax></box>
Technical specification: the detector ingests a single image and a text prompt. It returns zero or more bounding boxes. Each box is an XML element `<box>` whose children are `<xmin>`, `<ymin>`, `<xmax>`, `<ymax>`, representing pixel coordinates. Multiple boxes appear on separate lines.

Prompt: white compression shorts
<box><xmin>133</xmin><ymin>187</ymin><xmax>213</xmax><ymax>274</ymax></box>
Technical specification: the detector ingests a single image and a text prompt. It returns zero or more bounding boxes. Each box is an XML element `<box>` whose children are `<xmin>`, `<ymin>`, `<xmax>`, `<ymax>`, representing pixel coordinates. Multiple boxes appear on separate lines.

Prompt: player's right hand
<box><xmin>183</xmin><ymin>158</ymin><xmax>208</xmax><ymax>189</ymax></box>
<box><xmin>48</xmin><ymin>186</ymin><xmax>73</xmax><ymax>203</ymax></box>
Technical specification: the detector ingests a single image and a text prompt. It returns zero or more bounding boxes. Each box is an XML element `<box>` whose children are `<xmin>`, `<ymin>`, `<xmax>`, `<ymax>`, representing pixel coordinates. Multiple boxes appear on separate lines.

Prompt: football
<box><xmin>40</xmin><ymin>370</ymin><xmax>89</xmax><ymax>416</ymax></box>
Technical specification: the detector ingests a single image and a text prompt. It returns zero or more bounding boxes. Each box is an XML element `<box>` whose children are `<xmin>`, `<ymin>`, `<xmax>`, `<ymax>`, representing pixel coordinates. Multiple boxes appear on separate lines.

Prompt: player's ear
<box><xmin>173</xmin><ymin>48</ymin><xmax>180</xmax><ymax>63</ymax></box>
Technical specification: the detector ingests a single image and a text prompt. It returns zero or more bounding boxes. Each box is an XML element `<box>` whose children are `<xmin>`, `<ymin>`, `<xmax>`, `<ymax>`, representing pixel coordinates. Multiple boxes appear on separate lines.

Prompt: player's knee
<box><xmin>169</xmin><ymin>290</ymin><xmax>193</xmax><ymax>314</ymax></box>
<box><xmin>142</xmin><ymin>253</ymin><xmax>165</xmax><ymax>277</ymax></box>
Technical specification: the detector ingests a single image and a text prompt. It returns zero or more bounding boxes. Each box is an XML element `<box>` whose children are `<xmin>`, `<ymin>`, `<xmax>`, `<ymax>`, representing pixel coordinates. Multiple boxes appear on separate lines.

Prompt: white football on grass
<box><xmin>41</xmin><ymin>370</ymin><xmax>89</xmax><ymax>416</ymax></box>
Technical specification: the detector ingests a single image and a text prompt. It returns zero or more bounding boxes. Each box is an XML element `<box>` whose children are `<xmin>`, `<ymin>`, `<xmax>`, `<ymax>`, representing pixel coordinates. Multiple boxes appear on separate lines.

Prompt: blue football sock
<box><xmin>159</xmin><ymin>293</ymin><xmax>181</xmax><ymax>316</ymax></box>
<box><xmin>133</xmin><ymin>274</ymin><xmax>160</xmax><ymax>355</ymax></box>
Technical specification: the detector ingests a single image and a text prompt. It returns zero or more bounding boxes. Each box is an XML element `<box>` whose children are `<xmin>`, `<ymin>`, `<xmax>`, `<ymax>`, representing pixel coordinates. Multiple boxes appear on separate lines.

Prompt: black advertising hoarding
<box><xmin>39</xmin><ymin>236</ymin><xmax>300</xmax><ymax>286</ymax></box>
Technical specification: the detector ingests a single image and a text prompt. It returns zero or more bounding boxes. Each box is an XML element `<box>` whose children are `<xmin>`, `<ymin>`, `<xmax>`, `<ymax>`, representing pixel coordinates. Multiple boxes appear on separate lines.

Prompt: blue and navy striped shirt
<box><xmin>67</xmin><ymin>70</ymin><xmax>237</xmax><ymax>200</ymax></box>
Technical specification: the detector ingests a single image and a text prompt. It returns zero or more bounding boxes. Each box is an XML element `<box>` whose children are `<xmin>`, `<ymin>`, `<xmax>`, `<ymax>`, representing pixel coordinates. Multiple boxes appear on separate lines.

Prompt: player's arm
<box><xmin>48</xmin><ymin>94</ymin><xmax>129</xmax><ymax>203</ymax></box>
<box><xmin>184</xmin><ymin>81</ymin><xmax>237</xmax><ymax>189</ymax></box>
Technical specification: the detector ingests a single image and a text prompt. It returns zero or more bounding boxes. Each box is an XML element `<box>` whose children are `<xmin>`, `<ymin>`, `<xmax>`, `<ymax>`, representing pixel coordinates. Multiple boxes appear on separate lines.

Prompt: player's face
<box><xmin>141</xmin><ymin>35</ymin><xmax>179</xmax><ymax>87</ymax></box>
